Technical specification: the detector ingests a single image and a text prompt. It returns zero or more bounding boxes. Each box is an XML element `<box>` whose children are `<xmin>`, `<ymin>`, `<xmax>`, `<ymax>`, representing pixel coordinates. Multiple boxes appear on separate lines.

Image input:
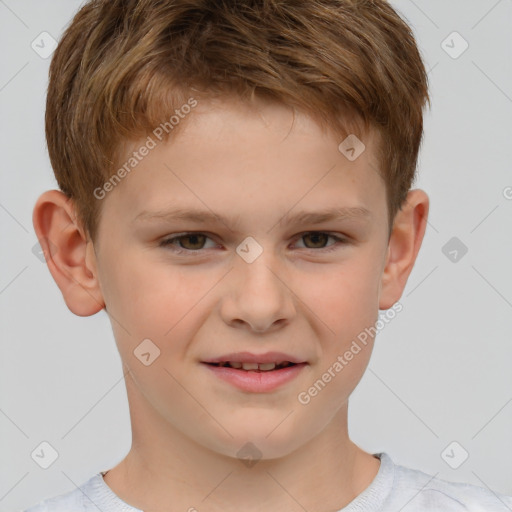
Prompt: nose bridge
<box><xmin>240</xmin><ymin>251</ymin><xmax>281</xmax><ymax>292</ymax></box>
<box><xmin>221</xmin><ymin>237</ymin><xmax>296</xmax><ymax>331</ymax></box>
<box><xmin>241</xmin><ymin>230</ymin><xmax>294</xmax><ymax>281</ymax></box>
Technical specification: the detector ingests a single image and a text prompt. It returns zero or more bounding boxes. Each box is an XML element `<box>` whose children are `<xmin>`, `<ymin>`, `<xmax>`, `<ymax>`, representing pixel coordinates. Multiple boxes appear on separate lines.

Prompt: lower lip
<box><xmin>202</xmin><ymin>363</ymin><xmax>307</xmax><ymax>393</ymax></box>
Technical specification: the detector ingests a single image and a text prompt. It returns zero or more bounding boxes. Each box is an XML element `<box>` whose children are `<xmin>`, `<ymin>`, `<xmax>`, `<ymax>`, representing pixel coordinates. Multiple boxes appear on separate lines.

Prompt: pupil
<box><xmin>305</xmin><ymin>233</ymin><xmax>327</xmax><ymax>248</ymax></box>
<box><xmin>181</xmin><ymin>234</ymin><xmax>205</xmax><ymax>250</ymax></box>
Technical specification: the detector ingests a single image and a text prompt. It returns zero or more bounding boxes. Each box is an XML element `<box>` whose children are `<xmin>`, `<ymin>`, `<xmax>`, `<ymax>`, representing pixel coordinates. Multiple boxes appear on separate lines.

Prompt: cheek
<box><xmin>103</xmin><ymin>254</ymin><xmax>218</xmax><ymax>359</ymax></box>
<box><xmin>103</xmin><ymin>249</ymin><xmax>196</xmax><ymax>322</ymax></box>
<box><xmin>297</xmin><ymin>253</ymin><xmax>382</xmax><ymax>340</ymax></box>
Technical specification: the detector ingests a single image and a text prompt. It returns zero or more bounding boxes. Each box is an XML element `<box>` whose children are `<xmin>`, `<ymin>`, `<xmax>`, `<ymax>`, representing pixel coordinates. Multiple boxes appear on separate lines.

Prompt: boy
<box><xmin>26</xmin><ymin>0</ymin><xmax>512</xmax><ymax>511</ymax></box>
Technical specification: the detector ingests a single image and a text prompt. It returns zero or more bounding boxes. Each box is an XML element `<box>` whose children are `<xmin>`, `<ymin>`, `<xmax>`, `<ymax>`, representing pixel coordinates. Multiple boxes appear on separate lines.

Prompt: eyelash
<box><xmin>159</xmin><ymin>231</ymin><xmax>348</xmax><ymax>255</ymax></box>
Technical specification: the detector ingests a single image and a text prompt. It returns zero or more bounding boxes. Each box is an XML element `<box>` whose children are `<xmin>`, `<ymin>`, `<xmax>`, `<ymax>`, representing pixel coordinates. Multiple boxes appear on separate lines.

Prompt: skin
<box><xmin>33</xmin><ymin>96</ymin><xmax>429</xmax><ymax>512</ymax></box>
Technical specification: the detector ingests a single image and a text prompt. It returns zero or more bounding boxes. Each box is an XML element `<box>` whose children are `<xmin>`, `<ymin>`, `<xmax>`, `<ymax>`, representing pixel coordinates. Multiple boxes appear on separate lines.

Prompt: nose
<box><xmin>220</xmin><ymin>250</ymin><xmax>297</xmax><ymax>334</ymax></box>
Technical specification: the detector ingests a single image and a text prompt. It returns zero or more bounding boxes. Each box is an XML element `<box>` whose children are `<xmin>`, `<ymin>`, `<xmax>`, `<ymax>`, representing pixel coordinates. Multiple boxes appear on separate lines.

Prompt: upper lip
<box><xmin>202</xmin><ymin>351</ymin><xmax>306</xmax><ymax>364</ymax></box>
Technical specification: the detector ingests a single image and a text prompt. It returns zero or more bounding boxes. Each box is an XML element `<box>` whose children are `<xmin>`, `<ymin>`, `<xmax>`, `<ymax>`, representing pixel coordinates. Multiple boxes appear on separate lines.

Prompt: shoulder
<box><xmin>384</xmin><ymin>453</ymin><xmax>512</xmax><ymax>511</ymax></box>
<box><xmin>21</xmin><ymin>473</ymin><xmax>107</xmax><ymax>512</ymax></box>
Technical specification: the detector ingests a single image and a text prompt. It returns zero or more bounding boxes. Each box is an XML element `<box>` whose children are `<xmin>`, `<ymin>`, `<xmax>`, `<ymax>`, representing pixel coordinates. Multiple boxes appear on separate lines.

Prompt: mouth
<box><xmin>200</xmin><ymin>352</ymin><xmax>308</xmax><ymax>392</ymax></box>
<box><xmin>205</xmin><ymin>361</ymin><xmax>298</xmax><ymax>372</ymax></box>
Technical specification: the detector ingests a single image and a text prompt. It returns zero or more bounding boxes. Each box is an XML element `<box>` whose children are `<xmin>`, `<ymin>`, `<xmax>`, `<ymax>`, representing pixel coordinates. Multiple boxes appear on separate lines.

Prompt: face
<box><xmin>89</xmin><ymin>97</ymin><xmax>391</xmax><ymax>460</ymax></box>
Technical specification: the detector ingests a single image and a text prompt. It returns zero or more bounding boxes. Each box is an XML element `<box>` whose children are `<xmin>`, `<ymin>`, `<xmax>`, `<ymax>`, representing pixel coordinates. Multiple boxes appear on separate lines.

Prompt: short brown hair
<box><xmin>45</xmin><ymin>0</ymin><xmax>429</xmax><ymax>244</ymax></box>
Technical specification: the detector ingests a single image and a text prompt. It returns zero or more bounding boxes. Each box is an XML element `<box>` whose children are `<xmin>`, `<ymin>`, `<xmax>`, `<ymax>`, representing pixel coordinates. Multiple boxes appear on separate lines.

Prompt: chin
<box><xmin>209</xmin><ymin>425</ymin><xmax>307</xmax><ymax>463</ymax></box>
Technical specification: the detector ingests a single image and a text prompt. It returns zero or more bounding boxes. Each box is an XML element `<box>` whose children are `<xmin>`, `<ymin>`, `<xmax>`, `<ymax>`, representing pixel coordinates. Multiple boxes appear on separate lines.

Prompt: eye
<box><xmin>159</xmin><ymin>233</ymin><xmax>217</xmax><ymax>252</ymax></box>
<box><xmin>159</xmin><ymin>231</ymin><xmax>348</xmax><ymax>255</ymax></box>
<box><xmin>294</xmin><ymin>232</ymin><xmax>347</xmax><ymax>252</ymax></box>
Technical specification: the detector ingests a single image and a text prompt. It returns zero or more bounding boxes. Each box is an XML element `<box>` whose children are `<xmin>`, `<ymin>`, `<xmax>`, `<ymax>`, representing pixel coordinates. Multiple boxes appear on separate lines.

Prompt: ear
<box><xmin>379</xmin><ymin>189</ymin><xmax>429</xmax><ymax>310</ymax></box>
<box><xmin>32</xmin><ymin>189</ymin><xmax>105</xmax><ymax>316</ymax></box>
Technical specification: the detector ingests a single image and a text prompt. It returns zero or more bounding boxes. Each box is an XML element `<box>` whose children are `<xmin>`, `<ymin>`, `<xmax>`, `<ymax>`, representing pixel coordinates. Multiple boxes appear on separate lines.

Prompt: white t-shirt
<box><xmin>21</xmin><ymin>452</ymin><xmax>512</xmax><ymax>511</ymax></box>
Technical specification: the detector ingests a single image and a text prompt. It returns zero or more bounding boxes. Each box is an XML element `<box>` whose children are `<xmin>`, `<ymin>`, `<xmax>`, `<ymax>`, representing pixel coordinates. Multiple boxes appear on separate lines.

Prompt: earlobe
<box><xmin>378</xmin><ymin>189</ymin><xmax>429</xmax><ymax>310</ymax></box>
<box><xmin>32</xmin><ymin>190</ymin><xmax>105</xmax><ymax>316</ymax></box>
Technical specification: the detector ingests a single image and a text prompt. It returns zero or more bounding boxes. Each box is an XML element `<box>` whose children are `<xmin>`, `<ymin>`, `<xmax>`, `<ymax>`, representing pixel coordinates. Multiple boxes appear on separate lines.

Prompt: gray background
<box><xmin>1</xmin><ymin>0</ymin><xmax>511</xmax><ymax>510</ymax></box>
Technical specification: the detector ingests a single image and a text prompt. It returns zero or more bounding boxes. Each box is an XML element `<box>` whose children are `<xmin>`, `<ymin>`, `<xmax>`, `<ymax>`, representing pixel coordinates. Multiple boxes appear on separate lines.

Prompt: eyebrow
<box><xmin>133</xmin><ymin>205</ymin><xmax>371</xmax><ymax>229</ymax></box>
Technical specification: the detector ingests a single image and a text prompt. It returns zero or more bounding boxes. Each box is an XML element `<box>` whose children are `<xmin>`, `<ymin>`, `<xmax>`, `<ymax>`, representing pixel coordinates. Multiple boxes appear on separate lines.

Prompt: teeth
<box><xmin>241</xmin><ymin>362</ymin><xmax>259</xmax><ymax>371</ymax></box>
<box><xmin>212</xmin><ymin>361</ymin><xmax>294</xmax><ymax>371</ymax></box>
<box><xmin>229</xmin><ymin>362</ymin><xmax>280</xmax><ymax>371</ymax></box>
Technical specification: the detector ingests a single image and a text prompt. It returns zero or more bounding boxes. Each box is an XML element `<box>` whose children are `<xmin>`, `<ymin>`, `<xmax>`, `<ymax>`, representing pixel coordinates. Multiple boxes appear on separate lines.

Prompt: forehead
<box><xmin>102</xmin><ymin>97</ymin><xmax>385</xmax><ymax>229</ymax></box>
